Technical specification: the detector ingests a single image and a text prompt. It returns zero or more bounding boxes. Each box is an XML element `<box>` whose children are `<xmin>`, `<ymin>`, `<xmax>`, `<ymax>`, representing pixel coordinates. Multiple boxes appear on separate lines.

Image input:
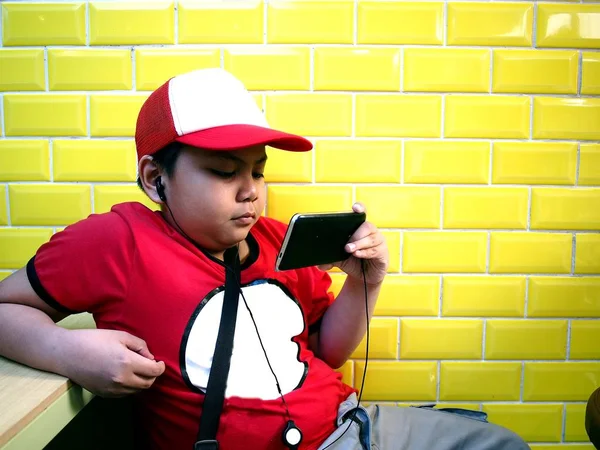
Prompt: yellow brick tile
<box><xmin>403</xmin><ymin>232</ymin><xmax>487</xmax><ymax>273</ymax></box>
<box><xmin>315</xmin><ymin>140</ymin><xmax>401</xmax><ymax>183</ymax></box>
<box><xmin>489</xmin><ymin>232</ymin><xmax>572</xmax><ymax>274</ymax></box>
<box><xmin>528</xmin><ymin>277</ymin><xmax>600</xmax><ymax>318</ymax></box>
<box><xmin>334</xmin><ymin>361</ymin><xmax>353</xmax><ymax>387</ymax></box>
<box><xmin>442</xmin><ymin>276</ymin><xmax>526</xmax><ymax>318</ymax></box>
<box><xmin>314</xmin><ymin>47</ymin><xmax>400</xmax><ymax>91</ymax></box>
<box><xmin>0</xmin><ymin>229</ymin><xmax>53</xmax><ymax>269</ymax></box>
<box><xmin>381</xmin><ymin>231</ymin><xmax>400</xmax><ymax>273</ymax></box>
<box><xmin>435</xmin><ymin>403</ymin><xmax>481</xmax><ymax>411</ymax></box>
<box><xmin>90</xmin><ymin>95</ymin><xmax>148</xmax><ymax>137</ymax></box>
<box><xmin>445</xmin><ymin>96</ymin><xmax>530</xmax><ymax>139</ymax></box>
<box><xmin>537</xmin><ymin>4</ymin><xmax>600</xmax><ymax>49</ymax></box>
<box><xmin>486</xmin><ymin>320</ymin><xmax>567</xmax><ymax>360</ymax></box>
<box><xmin>524</xmin><ymin>362</ymin><xmax>600</xmax><ymax>401</ymax></box>
<box><xmin>582</xmin><ymin>52</ymin><xmax>600</xmax><ymax>95</ymax></box>
<box><xmin>492</xmin><ymin>142</ymin><xmax>577</xmax><ymax>185</ymax></box>
<box><xmin>224</xmin><ymin>47</ymin><xmax>310</xmax><ymax>90</ymax></box>
<box><xmin>440</xmin><ymin>362</ymin><xmax>521</xmax><ymax>401</ymax></box>
<box><xmin>404</xmin><ymin>48</ymin><xmax>489</xmax><ymax>93</ymax></box>
<box><xmin>9</xmin><ymin>184</ymin><xmax>91</xmax><ymax>227</ymax></box>
<box><xmin>4</xmin><ymin>95</ymin><xmax>87</xmax><ymax>137</ymax></box>
<box><xmin>0</xmin><ymin>272</ymin><xmax>12</xmax><ymax>282</ymax></box>
<box><xmin>356</xmin><ymin>95</ymin><xmax>442</xmax><ymax>138</ymax></box>
<box><xmin>328</xmin><ymin>273</ymin><xmax>345</xmax><ymax>297</ymax></box>
<box><xmin>266</xmin><ymin>94</ymin><xmax>352</xmax><ymax>137</ymax></box>
<box><xmin>267</xmin><ymin>1</ymin><xmax>353</xmax><ymax>44</ymax></box>
<box><xmin>0</xmin><ymin>186</ymin><xmax>6</xmax><ymax>226</ymax></box>
<box><xmin>482</xmin><ymin>404</ymin><xmax>563</xmax><ymax>442</ymax></box>
<box><xmin>400</xmin><ymin>319</ymin><xmax>483</xmax><ymax>359</ymax></box>
<box><xmin>53</xmin><ymin>140</ymin><xmax>137</xmax><ymax>182</ymax></box>
<box><xmin>266</xmin><ymin>185</ymin><xmax>353</xmax><ymax>224</ymax></box>
<box><xmin>531</xmin><ymin>446</ymin><xmax>595</xmax><ymax>450</ymax></box>
<box><xmin>179</xmin><ymin>0</ymin><xmax>263</xmax><ymax>44</ymax></box>
<box><xmin>48</xmin><ymin>49</ymin><xmax>132</xmax><ymax>91</ymax></box>
<box><xmin>0</xmin><ymin>49</ymin><xmax>45</xmax><ymax>91</ymax></box>
<box><xmin>571</xmin><ymin>321</ymin><xmax>600</xmax><ymax>360</ymax></box>
<box><xmin>580</xmin><ymin>144</ymin><xmax>600</xmax><ymax>186</ymax></box>
<box><xmin>355</xmin><ymin>361</ymin><xmax>437</xmax><ymax>402</ymax></box>
<box><xmin>576</xmin><ymin>234</ymin><xmax>600</xmax><ymax>274</ymax></box>
<box><xmin>135</xmin><ymin>49</ymin><xmax>220</xmax><ymax>91</ymax></box>
<box><xmin>356</xmin><ymin>187</ymin><xmax>440</xmax><ymax>228</ymax></box>
<box><xmin>404</xmin><ymin>141</ymin><xmax>489</xmax><ymax>184</ymax></box>
<box><xmin>493</xmin><ymin>49</ymin><xmax>578</xmax><ymax>95</ymax></box>
<box><xmin>565</xmin><ymin>403</ymin><xmax>589</xmax><ymax>442</ymax></box>
<box><xmin>357</xmin><ymin>2</ymin><xmax>443</xmax><ymax>45</ymax></box>
<box><xmin>351</xmin><ymin>318</ymin><xmax>398</xmax><ymax>359</ymax></box>
<box><xmin>263</xmin><ymin>147</ymin><xmax>312</xmax><ymax>182</ymax></box>
<box><xmin>0</xmin><ymin>140</ymin><xmax>50</xmax><ymax>181</ymax></box>
<box><xmin>94</xmin><ymin>185</ymin><xmax>157</xmax><ymax>215</ymax></box>
<box><xmin>444</xmin><ymin>187</ymin><xmax>528</xmax><ymax>230</ymax></box>
<box><xmin>533</xmin><ymin>97</ymin><xmax>600</xmax><ymax>141</ymax></box>
<box><xmin>531</xmin><ymin>188</ymin><xmax>600</xmax><ymax>231</ymax></box>
<box><xmin>376</xmin><ymin>276</ymin><xmax>439</xmax><ymax>316</ymax></box>
<box><xmin>447</xmin><ymin>2</ymin><xmax>533</xmax><ymax>46</ymax></box>
<box><xmin>1</xmin><ymin>3</ymin><xmax>85</xmax><ymax>46</ymax></box>
<box><xmin>89</xmin><ymin>1</ymin><xmax>174</xmax><ymax>45</ymax></box>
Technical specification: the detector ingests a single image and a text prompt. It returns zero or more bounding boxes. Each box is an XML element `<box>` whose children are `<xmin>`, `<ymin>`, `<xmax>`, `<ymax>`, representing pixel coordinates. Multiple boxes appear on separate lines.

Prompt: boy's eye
<box><xmin>210</xmin><ymin>169</ymin><xmax>235</xmax><ymax>178</ymax></box>
<box><xmin>253</xmin><ymin>172</ymin><xmax>265</xmax><ymax>179</ymax></box>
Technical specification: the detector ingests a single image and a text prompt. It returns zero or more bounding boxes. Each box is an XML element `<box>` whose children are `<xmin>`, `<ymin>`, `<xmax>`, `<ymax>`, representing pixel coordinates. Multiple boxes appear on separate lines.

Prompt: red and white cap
<box><xmin>135</xmin><ymin>68</ymin><xmax>313</xmax><ymax>161</ymax></box>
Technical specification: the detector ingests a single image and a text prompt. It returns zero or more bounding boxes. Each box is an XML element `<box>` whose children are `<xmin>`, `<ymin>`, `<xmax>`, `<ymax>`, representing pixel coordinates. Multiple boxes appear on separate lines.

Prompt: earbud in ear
<box><xmin>155</xmin><ymin>177</ymin><xmax>167</xmax><ymax>202</ymax></box>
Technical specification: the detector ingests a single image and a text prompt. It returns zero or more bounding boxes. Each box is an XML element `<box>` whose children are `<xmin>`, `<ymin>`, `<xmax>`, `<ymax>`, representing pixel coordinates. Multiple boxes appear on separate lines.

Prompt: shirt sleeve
<box><xmin>27</xmin><ymin>211</ymin><xmax>134</xmax><ymax>314</ymax></box>
<box><xmin>302</xmin><ymin>267</ymin><xmax>334</xmax><ymax>335</ymax></box>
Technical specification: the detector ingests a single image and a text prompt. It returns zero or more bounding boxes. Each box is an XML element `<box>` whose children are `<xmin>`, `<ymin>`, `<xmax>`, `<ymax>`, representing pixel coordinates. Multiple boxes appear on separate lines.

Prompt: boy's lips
<box><xmin>232</xmin><ymin>212</ymin><xmax>256</xmax><ymax>225</ymax></box>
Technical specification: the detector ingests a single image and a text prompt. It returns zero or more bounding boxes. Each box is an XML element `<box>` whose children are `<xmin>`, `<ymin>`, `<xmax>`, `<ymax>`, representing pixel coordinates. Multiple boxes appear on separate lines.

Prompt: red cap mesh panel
<box><xmin>134</xmin><ymin>80</ymin><xmax>177</xmax><ymax>161</ymax></box>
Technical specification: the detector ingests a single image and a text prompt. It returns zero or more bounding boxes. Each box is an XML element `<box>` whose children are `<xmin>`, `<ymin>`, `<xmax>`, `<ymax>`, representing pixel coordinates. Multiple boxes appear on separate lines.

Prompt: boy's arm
<box><xmin>309</xmin><ymin>203</ymin><xmax>389</xmax><ymax>369</ymax></box>
<box><xmin>0</xmin><ymin>268</ymin><xmax>165</xmax><ymax>397</ymax></box>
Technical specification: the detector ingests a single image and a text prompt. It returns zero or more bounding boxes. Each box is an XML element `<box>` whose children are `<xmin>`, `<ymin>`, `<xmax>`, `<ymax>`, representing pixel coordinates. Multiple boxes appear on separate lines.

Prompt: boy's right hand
<box><xmin>61</xmin><ymin>328</ymin><xmax>166</xmax><ymax>398</ymax></box>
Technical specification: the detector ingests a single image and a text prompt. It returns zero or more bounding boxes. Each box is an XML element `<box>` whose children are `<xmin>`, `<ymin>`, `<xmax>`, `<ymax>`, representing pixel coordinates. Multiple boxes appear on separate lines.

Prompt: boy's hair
<box><xmin>136</xmin><ymin>142</ymin><xmax>183</xmax><ymax>191</ymax></box>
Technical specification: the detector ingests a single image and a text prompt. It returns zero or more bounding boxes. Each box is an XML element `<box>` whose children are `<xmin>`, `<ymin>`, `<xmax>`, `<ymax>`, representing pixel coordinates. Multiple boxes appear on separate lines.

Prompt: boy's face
<box><xmin>162</xmin><ymin>144</ymin><xmax>267</xmax><ymax>256</ymax></box>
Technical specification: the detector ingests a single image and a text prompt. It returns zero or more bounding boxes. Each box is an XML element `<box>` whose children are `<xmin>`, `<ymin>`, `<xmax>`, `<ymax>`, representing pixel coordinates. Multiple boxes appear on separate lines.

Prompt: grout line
<box><xmin>85</xmin><ymin>1</ymin><xmax>90</xmax><ymax>46</ymax></box>
<box><xmin>489</xmin><ymin>49</ymin><xmax>493</xmax><ymax>94</ymax></box>
<box><xmin>571</xmin><ymin>233</ymin><xmax>577</xmax><ymax>274</ymax></box>
<box><xmin>396</xmin><ymin>317</ymin><xmax>401</xmax><ymax>360</ymax></box>
<box><xmin>524</xmin><ymin>277</ymin><xmax>529</xmax><ymax>318</ymax></box>
<box><xmin>566</xmin><ymin>320</ymin><xmax>572</xmax><ymax>361</ymax></box>
<box><xmin>44</xmin><ymin>47</ymin><xmax>49</xmax><ymax>92</ymax></box>
<box><xmin>90</xmin><ymin>183</ymin><xmax>95</xmax><ymax>214</ymax></box>
<box><xmin>527</xmin><ymin>187</ymin><xmax>532</xmax><ymax>231</ymax></box>
<box><xmin>482</xmin><ymin>319</ymin><xmax>487</xmax><ymax>360</ymax></box>
<box><xmin>351</xmin><ymin>93</ymin><xmax>356</xmax><ymax>138</ymax></box>
<box><xmin>310</xmin><ymin>47</ymin><xmax>315</xmax><ymax>92</ymax></box>
<box><xmin>174</xmin><ymin>0</ymin><xmax>179</xmax><ymax>45</ymax></box>
<box><xmin>561</xmin><ymin>404</ymin><xmax>567</xmax><ymax>442</ymax></box>
<box><xmin>485</xmin><ymin>231</ymin><xmax>491</xmax><ymax>273</ymax></box>
<box><xmin>49</xmin><ymin>139</ymin><xmax>54</xmax><ymax>182</ymax></box>
<box><xmin>488</xmin><ymin>141</ymin><xmax>493</xmax><ymax>185</ymax></box>
<box><xmin>399</xmin><ymin>232</ymin><xmax>404</xmax><ymax>274</ymax></box>
<box><xmin>131</xmin><ymin>48</ymin><xmax>136</xmax><ymax>91</ymax></box>
<box><xmin>519</xmin><ymin>362</ymin><xmax>525</xmax><ymax>402</ymax></box>
<box><xmin>311</xmin><ymin>141</ymin><xmax>316</xmax><ymax>184</ymax></box>
<box><xmin>578</xmin><ymin>51</ymin><xmax>583</xmax><ymax>96</ymax></box>
<box><xmin>532</xmin><ymin>2</ymin><xmax>538</xmax><ymax>49</ymax></box>
<box><xmin>353</xmin><ymin>0</ymin><xmax>358</xmax><ymax>46</ymax></box>
<box><xmin>5</xmin><ymin>184</ymin><xmax>11</xmax><ymax>227</ymax></box>
<box><xmin>438</xmin><ymin>275</ymin><xmax>443</xmax><ymax>317</ymax></box>
<box><xmin>575</xmin><ymin>142</ymin><xmax>581</xmax><ymax>186</ymax></box>
<box><xmin>400</xmin><ymin>140</ymin><xmax>405</xmax><ymax>184</ymax></box>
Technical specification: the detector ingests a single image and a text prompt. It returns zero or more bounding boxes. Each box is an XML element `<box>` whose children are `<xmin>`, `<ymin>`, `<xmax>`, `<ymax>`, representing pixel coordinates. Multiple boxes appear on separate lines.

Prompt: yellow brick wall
<box><xmin>1</xmin><ymin>1</ymin><xmax>599</xmax><ymax>447</ymax></box>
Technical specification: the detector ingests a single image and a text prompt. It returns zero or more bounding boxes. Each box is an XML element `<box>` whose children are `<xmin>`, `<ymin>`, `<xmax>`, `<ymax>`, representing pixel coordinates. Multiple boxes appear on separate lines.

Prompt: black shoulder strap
<box><xmin>194</xmin><ymin>248</ymin><xmax>241</xmax><ymax>450</ymax></box>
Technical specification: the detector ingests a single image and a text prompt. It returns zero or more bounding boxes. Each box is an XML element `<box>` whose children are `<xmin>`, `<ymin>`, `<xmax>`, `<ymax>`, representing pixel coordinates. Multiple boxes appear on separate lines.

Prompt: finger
<box><xmin>346</xmin><ymin>230</ymin><xmax>383</xmax><ymax>253</ymax></box>
<box><xmin>347</xmin><ymin>221</ymin><xmax>377</xmax><ymax>244</ymax></box>
<box><xmin>129</xmin><ymin>373</ymin><xmax>160</xmax><ymax>390</ymax></box>
<box><xmin>317</xmin><ymin>263</ymin><xmax>335</xmax><ymax>271</ymax></box>
<box><xmin>121</xmin><ymin>332</ymin><xmax>154</xmax><ymax>360</ymax></box>
<box><xmin>130</xmin><ymin>354</ymin><xmax>166</xmax><ymax>378</ymax></box>
<box><xmin>352</xmin><ymin>246</ymin><xmax>380</xmax><ymax>259</ymax></box>
<box><xmin>352</xmin><ymin>202</ymin><xmax>366</xmax><ymax>214</ymax></box>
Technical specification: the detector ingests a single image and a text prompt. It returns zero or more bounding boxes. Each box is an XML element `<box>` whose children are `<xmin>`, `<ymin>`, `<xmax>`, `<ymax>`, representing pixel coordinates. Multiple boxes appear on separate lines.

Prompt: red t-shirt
<box><xmin>27</xmin><ymin>202</ymin><xmax>355</xmax><ymax>450</ymax></box>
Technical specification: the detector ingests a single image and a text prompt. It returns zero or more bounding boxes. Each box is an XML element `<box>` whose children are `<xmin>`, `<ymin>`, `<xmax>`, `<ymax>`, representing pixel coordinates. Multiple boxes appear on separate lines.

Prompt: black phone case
<box><xmin>276</xmin><ymin>212</ymin><xmax>366</xmax><ymax>271</ymax></box>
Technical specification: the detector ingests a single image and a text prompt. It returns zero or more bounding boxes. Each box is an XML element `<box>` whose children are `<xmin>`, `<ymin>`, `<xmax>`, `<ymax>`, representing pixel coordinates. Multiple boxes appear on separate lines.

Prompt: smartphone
<box><xmin>275</xmin><ymin>211</ymin><xmax>366</xmax><ymax>271</ymax></box>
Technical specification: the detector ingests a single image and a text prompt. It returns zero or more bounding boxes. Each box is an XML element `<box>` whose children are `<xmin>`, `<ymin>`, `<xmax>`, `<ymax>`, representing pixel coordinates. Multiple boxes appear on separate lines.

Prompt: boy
<box><xmin>0</xmin><ymin>68</ymin><xmax>529</xmax><ymax>450</ymax></box>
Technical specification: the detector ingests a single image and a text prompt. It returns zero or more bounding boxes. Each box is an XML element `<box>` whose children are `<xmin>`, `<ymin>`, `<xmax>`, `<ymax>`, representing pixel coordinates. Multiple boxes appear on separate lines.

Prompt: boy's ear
<box><xmin>138</xmin><ymin>156</ymin><xmax>164</xmax><ymax>204</ymax></box>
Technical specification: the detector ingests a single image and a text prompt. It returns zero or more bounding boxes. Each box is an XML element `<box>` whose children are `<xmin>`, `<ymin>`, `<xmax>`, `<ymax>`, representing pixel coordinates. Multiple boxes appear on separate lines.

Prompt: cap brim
<box><xmin>175</xmin><ymin>124</ymin><xmax>313</xmax><ymax>152</ymax></box>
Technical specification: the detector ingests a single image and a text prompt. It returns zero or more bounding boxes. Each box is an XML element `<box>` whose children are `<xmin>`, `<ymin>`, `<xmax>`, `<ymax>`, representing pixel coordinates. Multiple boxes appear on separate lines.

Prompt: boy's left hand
<box><xmin>318</xmin><ymin>203</ymin><xmax>389</xmax><ymax>285</ymax></box>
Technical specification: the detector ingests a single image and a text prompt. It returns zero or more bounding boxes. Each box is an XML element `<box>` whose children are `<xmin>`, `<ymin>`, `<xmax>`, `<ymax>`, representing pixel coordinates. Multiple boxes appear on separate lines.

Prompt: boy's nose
<box><xmin>237</xmin><ymin>173</ymin><xmax>258</xmax><ymax>202</ymax></box>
